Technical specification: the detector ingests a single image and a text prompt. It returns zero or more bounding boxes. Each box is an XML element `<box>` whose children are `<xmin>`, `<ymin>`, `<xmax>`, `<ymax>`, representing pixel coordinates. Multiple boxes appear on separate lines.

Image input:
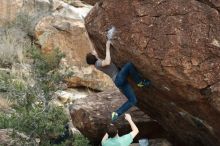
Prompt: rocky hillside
<box><xmin>85</xmin><ymin>0</ymin><xmax>220</xmax><ymax>146</ymax></box>
<box><xmin>0</xmin><ymin>0</ymin><xmax>114</xmax><ymax>91</ymax></box>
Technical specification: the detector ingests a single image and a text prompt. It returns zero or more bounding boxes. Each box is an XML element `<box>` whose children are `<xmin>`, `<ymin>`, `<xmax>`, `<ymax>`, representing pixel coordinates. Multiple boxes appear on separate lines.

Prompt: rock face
<box><xmin>81</xmin><ymin>0</ymin><xmax>99</xmax><ymax>5</ymax></box>
<box><xmin>0</xmin><ymin>0</ymin><xmax>23</xmax><ymax>26</ymax></box>
<box><xmin>35</xmin><ymin>16</ymin><xmax>89</xmax><ymax>65</ymax></box>
<box><xmin>149</xmin><ymin>139</ymin><xmax>172</xmax><ymax>146</ymax></box>
<box><xmin>34</xmin><ymin>14</ymin><xmax>115</xmax><ymax>91</ymax></box>
<box><xmin>33</xmin><ymin>1</ymin><xmax>114</xmax><ymax>91</ymax></box>
<box><xmin>66</xmin><ymin>65</ymin><xmax>115</xmax><ymax>91</ymax></box>
<box><xmin>85</xmin><ymin>0</ymin><xmax>220</xmax><ymax>146</ymax></box>
<box><xmin>70</xmin><ymin>90</ymin><xmax>166</xmax><ymax>144</ymax></box>
<box><xmin>0</xmin><ymin>0</ymin><xmax>114</xmax><ymax>91</ymax></box>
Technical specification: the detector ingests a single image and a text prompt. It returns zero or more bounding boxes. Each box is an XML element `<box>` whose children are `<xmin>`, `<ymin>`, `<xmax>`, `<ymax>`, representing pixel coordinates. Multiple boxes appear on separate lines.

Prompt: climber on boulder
<box><xmin>86</xmin><ymin>26</ymin><xmax>150</xmax><ymax>122</ymax></box>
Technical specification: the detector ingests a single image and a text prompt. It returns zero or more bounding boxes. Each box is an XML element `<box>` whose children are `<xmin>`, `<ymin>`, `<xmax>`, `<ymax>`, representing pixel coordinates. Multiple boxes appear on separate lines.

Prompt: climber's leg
<box><xmin>115</xmin><ymin>62</ymin><xmax>150</xmax><ymax>88</ymax></box>
<box><xmin>112</xmin><ymin>82</ymin><xmax>137</xmax><ymax>122</ymax></box>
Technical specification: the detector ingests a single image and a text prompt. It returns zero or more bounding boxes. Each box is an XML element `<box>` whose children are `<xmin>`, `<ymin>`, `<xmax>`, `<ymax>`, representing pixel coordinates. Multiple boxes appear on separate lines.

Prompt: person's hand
<box><xmin>91</xmin><ymin>50</ymin><xmax>97</xmax><ymax>56</ymax></box>
<box><xmin>106</xmin><ymin>40</ymin><xmax>111</xmax><ymax>47</ymax></box>
<box><xmin>107</xmin><ymin>26</ymin><xmax>116</xmax><ymax>40</ymax></box>
<box><xmin>125</xmin><ymin>114</ymin><xmax>132</xmax><ymax>121</ymax></box>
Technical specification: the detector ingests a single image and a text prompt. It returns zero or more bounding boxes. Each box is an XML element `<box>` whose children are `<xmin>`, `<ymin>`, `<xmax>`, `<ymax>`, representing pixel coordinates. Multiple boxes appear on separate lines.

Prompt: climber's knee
<box><xmin>130</xmin><ymin>98</ymin><xmax>137</xmax><ymax>105</ymax></box>
<box><xmin>125</xmin><ymin>62</ymin><xmax>134</xmax><ymax>68</ymax></box>
<box><xmin>114</xmin><ymin>78</ymin><xmax>124</xmax><ymax>87</ymax></box>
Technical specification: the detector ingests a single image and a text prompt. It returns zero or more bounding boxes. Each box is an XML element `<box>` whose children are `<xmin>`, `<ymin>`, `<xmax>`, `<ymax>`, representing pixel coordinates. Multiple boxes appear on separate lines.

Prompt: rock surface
<box><xmin>33</xmin><ymin>1</ymin><xmax>114</xmax><ymax>91</ymax></box>
<box><xmin>50</xmin><ymin>88</ymin><xmax>91</xmax><ymax>107</ymax></box>
<box><xmin>85</xmin><ymin>0</ymin><xmax>220</xmax><ymax>146</ymax></box>
<box><xmin>35</xmin><ymin>15</ymin><xmax>90</xmax><ymax>65</ymax></box>
<box><xmin>83</xmin><ymin>0</ymin><xmax>99</xmax><ymax>5</ymax></box>
<box><xmin>66</xmin><ymin>65</ymin><xmax>115</xmax><ymax>91</ymax></box>
<box><xmin>0</xmin><ymin>0</ymin><xmax>23</xmax><ymax>26</ymax></box>
<box><xmin>70</xmin><ymin>90</ymin><xmax>167</xmax><ymax>144</ymax></box>
<box><xmin>149</xmin><ymin>139</ymin><xmax>172</xmax><ymax>146</ymax></box>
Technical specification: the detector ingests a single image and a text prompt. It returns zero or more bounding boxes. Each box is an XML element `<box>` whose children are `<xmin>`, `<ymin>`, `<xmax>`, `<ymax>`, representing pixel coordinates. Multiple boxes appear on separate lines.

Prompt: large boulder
<box><xmin>70</xmin><ymin>90</ymin><xmax>167</xmax><ymax>144</ymax></box>
<box><xmin>85</xmin><ymin>0</ymin><xmax>220</xmax><ymax>146</ymax></box>
<box><xmin>35</xmin><ymin>15</ymin><xmax>89</xmax><ymax>65</ymax></box>
<box><xmin>66</xmin><ymin>65</ymin><xmax>115</xmax><ymax>91</ymax></box>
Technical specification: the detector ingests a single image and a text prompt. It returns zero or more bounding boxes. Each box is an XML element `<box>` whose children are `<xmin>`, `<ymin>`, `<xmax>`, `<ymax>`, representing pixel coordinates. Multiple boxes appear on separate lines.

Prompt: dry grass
<box><xmin>0</xmin><ymin>28</ymin><xmax>30</xmax><ymax>68</ymax></box>
<box><xmin>0</xmin><ymin>95</ymin><xmax>11</xmax><ymax>112</ymax></box>
<box><xmin>0</xmin><ymin>10</ymin><xmax>34</xmax><ymax>68</ymax></box>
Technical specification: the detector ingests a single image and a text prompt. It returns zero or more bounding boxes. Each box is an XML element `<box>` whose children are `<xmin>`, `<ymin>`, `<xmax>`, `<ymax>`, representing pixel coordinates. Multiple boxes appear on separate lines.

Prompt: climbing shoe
<box><xmin>137</xmin><ymin>79</ymin><xmax>151</xmax><ymax>88</ymax></box>
<box><xmin>111</xmin><ymin>112</ymin><xmax>119</xmax><ymax>122</ymax></box>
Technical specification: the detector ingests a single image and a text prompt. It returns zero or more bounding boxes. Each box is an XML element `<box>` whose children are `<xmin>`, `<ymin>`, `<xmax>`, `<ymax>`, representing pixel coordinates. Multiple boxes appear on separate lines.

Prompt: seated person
<box><xmin>101</xmin><ymin>114</ymin><xmax>139</xmax><ymax>146</ymax></box>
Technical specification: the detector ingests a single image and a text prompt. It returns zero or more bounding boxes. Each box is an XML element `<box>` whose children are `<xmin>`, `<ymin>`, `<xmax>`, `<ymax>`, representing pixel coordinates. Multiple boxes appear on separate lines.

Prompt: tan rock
<box><xmin>66</xmin><ymin>66</ymin><xmax>115</xmax><ymax>91</ymax></box>
<box><xmin>35</xmin><ymin>15</ymin><xmax>89</xmax><ymax>65</ymax></box>
<box><xmin>0</xmin><ymin>0</ymin><xmax>23</xmax><ymax>26</ymax></box>
<box><xmin>35</xmin><ymin>15</ymin><xmax>115</xmax><ymax>91</ymax></box>
<box><xmin>52</xmin><ymin>0</ymin><xmax>92</xmax><ymax>19</ymax></box>
<box><xmin>54</xmin><ymin>88</ymin><xmax>90</xmax><ymax>104</ymax></box>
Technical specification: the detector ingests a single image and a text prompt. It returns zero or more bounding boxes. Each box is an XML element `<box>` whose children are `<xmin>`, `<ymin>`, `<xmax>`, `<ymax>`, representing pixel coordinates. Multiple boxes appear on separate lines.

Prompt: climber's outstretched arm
<box><xmin>125</xmin><ymin>114</ymin><xmax>139</xmax><ymax>139</ymax></box>
<box><xmin>101</xmin><ymin>133</ymin><xmax>109</xmax><ymax>144</ymax></box>
<box><xmin>101</xmin><ymin>40</ymin><xmax>111</xmax><ymax>67</ymax></box>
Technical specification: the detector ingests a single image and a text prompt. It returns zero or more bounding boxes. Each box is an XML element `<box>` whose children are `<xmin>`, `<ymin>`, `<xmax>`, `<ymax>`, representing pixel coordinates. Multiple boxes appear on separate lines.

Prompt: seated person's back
<box><xmin>102</xmin><ymin>114</ymin><xmax>139</xmax><ymax>146</ymax></box>
<box><xmin>102</xmin><ymin>133</ymin><xmax>133</xmax><ymax>146</ymax></box>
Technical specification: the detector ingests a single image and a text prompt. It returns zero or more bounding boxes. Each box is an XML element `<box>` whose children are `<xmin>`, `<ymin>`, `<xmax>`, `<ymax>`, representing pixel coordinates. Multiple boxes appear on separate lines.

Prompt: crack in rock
<box><xmin>196</xmin><ymin>0</ymin><xmax>220</xmax><ymax>13</ymax></box>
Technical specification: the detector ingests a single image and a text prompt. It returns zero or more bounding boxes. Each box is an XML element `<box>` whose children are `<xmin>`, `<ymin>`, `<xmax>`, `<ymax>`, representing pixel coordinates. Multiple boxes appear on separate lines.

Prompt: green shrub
<box><xmin>0</xmin><ymin>71</ymin><xmax>10</xmax><ymax>92</ymax></box>
<box><xmin>0</xmin><ymin>106</ymin><xmax>69</xmax><ymax>144</ymax></box>
<box><xmin>0</xmin><ymin>46</ymin><xmax>76</xmax><ymax>145</ymax></box>
<box><xmin>73</xmin><ymin>134</ymin><xmax>91</xmax><ymax>146</ymax></box>
<box><xmin>27</xmin><ymin>46</ymin><xmax>73</xmax><ymax>102</ymax></box>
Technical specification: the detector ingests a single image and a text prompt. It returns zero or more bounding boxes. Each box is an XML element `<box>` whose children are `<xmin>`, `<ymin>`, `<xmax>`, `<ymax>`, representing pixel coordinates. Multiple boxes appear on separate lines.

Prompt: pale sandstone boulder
<box><xmin>34</xmin><ymin>15</ymin><xmax>114</xmax><ymax>91</ymax></box>
<box><xmin>50</xmin><ymin>88</ymin><xmax>91</xmax><ymax>107</ymax></box>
